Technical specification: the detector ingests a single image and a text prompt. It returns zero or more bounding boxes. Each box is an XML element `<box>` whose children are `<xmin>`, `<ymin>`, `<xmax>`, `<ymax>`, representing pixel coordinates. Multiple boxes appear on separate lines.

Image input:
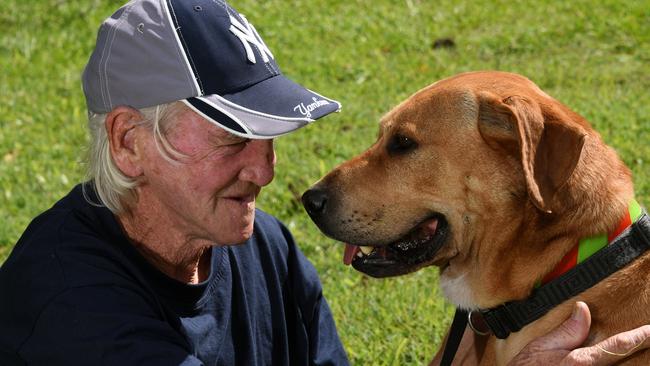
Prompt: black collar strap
<box><xmin>440</xmin><ymin>309</ymin><xmax>469</xmax><ymax>366</ymax></box>
<box><xmin>474</xmin><ymin>211</ymin><xmax>650</xmax><ymax>339</ymax></box>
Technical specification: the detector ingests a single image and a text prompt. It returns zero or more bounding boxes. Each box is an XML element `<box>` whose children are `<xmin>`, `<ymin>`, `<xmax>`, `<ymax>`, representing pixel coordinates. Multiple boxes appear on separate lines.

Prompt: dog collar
<box><xmin>439</xmin><ymin>201</ymin><xmax>649</xmax><ymax>366</ymax></box>
<box><xmin>472</xmin><ymin>200</ymin><xmax>650</xmax><ymax>339</ymax></box>
<box><xmin>538</xmin><ymin>199</ymin><xmax>644</xmax><ymax>286</ymax></box>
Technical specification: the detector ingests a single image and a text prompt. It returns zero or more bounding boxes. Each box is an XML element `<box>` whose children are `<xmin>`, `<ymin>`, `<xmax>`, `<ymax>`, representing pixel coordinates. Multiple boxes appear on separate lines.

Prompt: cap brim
<box><xmin>183</xmin><ymin>75</ymin><xmax>341</xmax><ymax>139</ymax></box>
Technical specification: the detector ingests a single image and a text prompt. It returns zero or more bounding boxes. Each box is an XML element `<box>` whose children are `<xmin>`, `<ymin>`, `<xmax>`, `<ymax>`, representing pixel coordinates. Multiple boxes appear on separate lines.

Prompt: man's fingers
<box><xmin>509</xmin><ymin>302</ymin><xmax>591</xmax><ymax>365</ymax></box>
<box><xmin>564</xmin><ymin>325</ymin><xmax>650</xmax><ymax>366</ymax></box>
<box><xmin>530</xmin><ymin>302</ymin><xmax>592</xmax><ymax>351</ymax></box>
<box><xmin>511</xmin><ymin>303</ymin><xmax>650</xmax><ymax>366</ymax></box>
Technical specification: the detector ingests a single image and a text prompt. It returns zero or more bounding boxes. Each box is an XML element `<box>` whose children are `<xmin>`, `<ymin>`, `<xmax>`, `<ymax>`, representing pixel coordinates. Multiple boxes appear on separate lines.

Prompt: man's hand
<box><xmin>510</xmin><ymin>301</ymin><xmax>650</xmax><ymax>365</ymax></box>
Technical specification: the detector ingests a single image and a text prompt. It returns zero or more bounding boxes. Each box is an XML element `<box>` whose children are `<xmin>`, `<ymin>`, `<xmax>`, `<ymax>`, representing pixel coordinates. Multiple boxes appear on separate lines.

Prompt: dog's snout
<box><xmin>302</xmin><ymin>188</ymin><xmax>329</xmax><ymax>216</ymax></box>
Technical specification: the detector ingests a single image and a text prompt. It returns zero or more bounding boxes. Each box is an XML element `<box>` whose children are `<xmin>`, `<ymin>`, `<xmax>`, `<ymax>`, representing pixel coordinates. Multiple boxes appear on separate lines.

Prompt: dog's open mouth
<box><xmin>343</xmin><ymin>215</ymin><xmax>448</xmax><ymax>278</ymax></box>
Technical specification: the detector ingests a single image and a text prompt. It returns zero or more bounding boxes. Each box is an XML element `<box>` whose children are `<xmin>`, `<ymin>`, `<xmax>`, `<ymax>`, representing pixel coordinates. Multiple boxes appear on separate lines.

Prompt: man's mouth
<box><xmin>223</xmin><ymin>186</ymin><xmax>260</xmax><ymax>204</ymax></box>
<box><xmin>222</xmin><ymin>193</ymin><xmax>258</xmax><ymax>212</ymax></box>
<box><xmin>342</xmin><ymin>215</ymin><xmax>448</xmax><ymax>278</ymax></box>
<box><xmin>227</xmin><ymin>194</ymin><xmax>255</xmax><ymax>203</ymax></box>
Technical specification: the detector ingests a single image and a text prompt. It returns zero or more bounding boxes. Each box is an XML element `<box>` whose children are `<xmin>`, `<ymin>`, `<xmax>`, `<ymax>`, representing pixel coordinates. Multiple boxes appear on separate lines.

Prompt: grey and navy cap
<box><xmin>82</xmin><ymin>0</ymin><xmax>341</xmax><ymax>139</ymax></box>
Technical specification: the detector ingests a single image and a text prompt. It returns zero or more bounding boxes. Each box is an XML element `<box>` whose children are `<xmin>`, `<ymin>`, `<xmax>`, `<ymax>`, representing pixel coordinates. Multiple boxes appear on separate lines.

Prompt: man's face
<box><xmin>135</xmin><ymin>106</ymin><xmax>276</xmax><ymax>245</ymax></box>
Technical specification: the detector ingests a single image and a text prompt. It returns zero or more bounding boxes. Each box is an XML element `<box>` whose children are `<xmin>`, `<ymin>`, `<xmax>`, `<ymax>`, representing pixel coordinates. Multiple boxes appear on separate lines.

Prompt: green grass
<box><xmin>1</xmin><ymin>0</ymin><xmax>649</xmax><ymax>364</ymax></box>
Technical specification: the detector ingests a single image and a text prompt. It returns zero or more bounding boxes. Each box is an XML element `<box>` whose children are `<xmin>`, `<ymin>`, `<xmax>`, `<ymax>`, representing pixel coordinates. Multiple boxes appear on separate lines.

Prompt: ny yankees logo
<box><xmin>229</xmin><ymin>14</ymin><xmax>274</xmax><ymax>64</ymax></box>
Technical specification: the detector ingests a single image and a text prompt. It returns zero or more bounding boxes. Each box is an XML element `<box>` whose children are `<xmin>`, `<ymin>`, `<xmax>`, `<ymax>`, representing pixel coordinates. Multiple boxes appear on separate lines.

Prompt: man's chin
<box><xmin>236</xmin><ymin>226</ymin><xmax>255</xmax><ymax>244</ymax></box>
<box><xmin>211</xmin><ymin>204</ymin><xmax>256</xmax><ymax>245</ymax></box>
<box><xmin>215</xmin><ymin>220</ymin><xmax>255</xmax><ymax>245</ymax></box>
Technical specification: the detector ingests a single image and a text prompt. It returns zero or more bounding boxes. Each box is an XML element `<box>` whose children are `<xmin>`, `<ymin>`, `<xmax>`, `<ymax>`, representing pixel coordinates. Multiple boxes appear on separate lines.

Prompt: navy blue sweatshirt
<box><xmin>0</xmin><ymin>184</ymin><xmax>349</xmax><ymax>365</ymax></box>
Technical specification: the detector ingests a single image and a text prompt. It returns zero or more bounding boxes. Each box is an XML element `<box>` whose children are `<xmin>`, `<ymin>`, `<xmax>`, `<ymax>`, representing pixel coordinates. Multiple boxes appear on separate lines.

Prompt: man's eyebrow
<box><xmin>208</xmin><ymin>131</ymin><xmax>248</xmax><ymax>144</ymax></box>
<box><xmin>224</xmin><ymin>133</ymin><xmax>249</xmax><ymax>142</ymax></box>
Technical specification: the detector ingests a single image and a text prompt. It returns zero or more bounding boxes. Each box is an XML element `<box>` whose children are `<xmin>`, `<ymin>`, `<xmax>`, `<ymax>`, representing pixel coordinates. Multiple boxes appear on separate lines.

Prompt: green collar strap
<box><xmin>538</xmin><ymin>199</ymin><xmax>643</xmax><ymax>287</ymax></box>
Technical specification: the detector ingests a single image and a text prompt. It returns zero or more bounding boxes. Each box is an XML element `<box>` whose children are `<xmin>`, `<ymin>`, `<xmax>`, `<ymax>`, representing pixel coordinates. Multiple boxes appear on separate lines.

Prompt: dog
<box><xmin>302</xmin><ymin>71</ymin><xmax>650</xmax><ymax>365</ymax></box>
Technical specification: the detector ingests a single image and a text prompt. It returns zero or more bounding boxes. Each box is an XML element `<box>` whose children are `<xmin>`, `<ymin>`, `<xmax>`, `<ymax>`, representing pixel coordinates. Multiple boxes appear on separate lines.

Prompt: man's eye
<box><xmin>223</xmin><ymin>138</ymin><xmax>250</xmax><ymax>148</ymax></box>
<box><xmin>231</xmin><ymin>139</ymin><xmax>250</xmax><ymax>146</ymax></box>
<box><xmin>387</xmin><ymin>134</ymin><xmax>418</xmax><ymax>155</ymax></box>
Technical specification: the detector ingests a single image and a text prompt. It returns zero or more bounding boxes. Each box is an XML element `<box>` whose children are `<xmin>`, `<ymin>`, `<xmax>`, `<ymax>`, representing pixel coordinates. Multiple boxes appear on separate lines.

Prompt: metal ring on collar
<box><xmin>468</xmin><ymin>310</ymin><xmax>492</xmax><ymax>336</ymax></box>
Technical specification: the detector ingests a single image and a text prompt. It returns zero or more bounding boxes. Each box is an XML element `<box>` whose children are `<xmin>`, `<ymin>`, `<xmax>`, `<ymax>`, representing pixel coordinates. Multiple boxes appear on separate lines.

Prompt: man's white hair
<box><xmin>84</xmin><ymin>102</ymin><xmax>187</xmax><ymax>213</ymax></box>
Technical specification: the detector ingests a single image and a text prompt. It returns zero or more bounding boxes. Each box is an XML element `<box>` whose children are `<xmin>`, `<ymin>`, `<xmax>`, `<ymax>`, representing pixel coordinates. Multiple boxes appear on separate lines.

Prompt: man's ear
<box><xmin>477</xmin><ymin>92</ymin><xmax>586</xmax><ymax>213</ymax></box>
<box><xmin>105</xmin><ymin>106</ymin><xmax>145</xmax><ymax>178</ymax></box>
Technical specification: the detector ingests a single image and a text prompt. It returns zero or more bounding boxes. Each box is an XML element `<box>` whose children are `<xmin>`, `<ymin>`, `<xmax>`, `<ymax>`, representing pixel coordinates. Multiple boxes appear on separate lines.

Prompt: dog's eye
<box><xmin>387</xmin><ymin>134</ymin><xmax>418</xmax><ymax>155</ymax></box>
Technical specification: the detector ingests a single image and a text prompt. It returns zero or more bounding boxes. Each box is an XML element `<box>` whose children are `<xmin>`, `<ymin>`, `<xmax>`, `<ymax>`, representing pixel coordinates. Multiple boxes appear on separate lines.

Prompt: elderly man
<box><xmin>1</xmin><ymin>1</ymin><xmax>648</xmax><ymax>365</ymax></box>
<box><xmin>0</xmin><ymin>1</ymin><xmax>348</xmax><ymax>365</ymax></box>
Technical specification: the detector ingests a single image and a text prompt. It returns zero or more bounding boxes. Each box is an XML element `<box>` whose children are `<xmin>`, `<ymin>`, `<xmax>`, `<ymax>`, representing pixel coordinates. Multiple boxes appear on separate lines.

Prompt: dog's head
<box><xmin>302</xmin><ymin>71</ymin><xmax>628</xmax><ymax>307</ymax></box>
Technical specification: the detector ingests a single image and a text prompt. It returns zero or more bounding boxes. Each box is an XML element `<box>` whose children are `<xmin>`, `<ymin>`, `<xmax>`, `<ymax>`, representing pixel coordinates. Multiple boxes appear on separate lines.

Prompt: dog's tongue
<box><xmin>343</xmin><ymin>244</ymin><xmax>360</xmax><ymax>265</ymax></box>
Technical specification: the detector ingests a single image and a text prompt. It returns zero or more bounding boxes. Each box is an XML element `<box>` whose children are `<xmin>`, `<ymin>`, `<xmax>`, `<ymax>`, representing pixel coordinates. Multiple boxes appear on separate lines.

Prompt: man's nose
<box><xmin>239</xmin><ymin>139</ymin><xmax>275</xmax><ymax>186</ymax></box>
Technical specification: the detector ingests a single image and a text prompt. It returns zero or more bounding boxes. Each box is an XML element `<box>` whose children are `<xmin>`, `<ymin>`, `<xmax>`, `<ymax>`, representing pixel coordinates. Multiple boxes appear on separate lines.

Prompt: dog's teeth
<box><xmin>356</xmin><ymin>251</ymin><xmax>364</xmax><ymax>258</ymax></box>
<box><xmin>360</xmin><ymin>246</ymin><xmax>374</xmax><ymax>255</ymax></box>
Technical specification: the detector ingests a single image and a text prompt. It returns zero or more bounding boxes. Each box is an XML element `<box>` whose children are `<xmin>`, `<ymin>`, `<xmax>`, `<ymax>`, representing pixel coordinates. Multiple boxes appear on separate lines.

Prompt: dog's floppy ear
<box><xmin>477</xmin><ymin>92</ymin><xmax>586</xmax><ymax>213</ymax></box>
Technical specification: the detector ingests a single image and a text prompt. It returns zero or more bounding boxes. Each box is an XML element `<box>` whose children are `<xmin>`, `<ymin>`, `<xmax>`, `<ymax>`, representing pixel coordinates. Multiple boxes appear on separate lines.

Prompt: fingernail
<box><xmin>571</xmin><ymin>302</ymin><xmax>582</xmax><ymax>321</ymax></box>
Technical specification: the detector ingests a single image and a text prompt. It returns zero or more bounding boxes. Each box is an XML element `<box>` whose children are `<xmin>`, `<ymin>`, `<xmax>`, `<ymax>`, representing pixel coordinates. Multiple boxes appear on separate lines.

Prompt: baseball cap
<box><xmin>82</xmin><ymin>0</ymin><xmax>341</xmax><ymax>139</ymax></box>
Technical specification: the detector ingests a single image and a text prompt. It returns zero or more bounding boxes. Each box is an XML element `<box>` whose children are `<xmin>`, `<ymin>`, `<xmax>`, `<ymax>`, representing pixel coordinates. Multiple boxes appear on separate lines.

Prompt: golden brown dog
<box><xmin>302</xmin><ymin>71</ymin><xmax>650</xmax><ymax>365</ymax></box>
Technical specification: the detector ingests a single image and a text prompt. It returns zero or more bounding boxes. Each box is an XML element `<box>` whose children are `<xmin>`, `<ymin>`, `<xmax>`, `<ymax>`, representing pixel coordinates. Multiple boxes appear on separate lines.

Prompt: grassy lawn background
<box><xmin>1</xmin><ymin>0</ymin><xmax>648</xmax><ymax>364</ymax></box>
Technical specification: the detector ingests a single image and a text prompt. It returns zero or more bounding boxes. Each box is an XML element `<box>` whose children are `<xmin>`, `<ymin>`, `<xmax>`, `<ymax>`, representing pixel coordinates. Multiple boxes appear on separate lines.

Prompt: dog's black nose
<box><xmin>302</xmin><ymin>188</ymin><xmax>328</xmax><ymax>216</ymax></box>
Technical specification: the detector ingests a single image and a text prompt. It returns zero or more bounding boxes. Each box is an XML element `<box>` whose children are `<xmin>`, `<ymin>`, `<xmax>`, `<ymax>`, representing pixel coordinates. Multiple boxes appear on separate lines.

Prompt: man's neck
<box><xmin>116</xmin><ymin>200</ymin><xmax>213</xmax><ymax>284</ymax></box>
